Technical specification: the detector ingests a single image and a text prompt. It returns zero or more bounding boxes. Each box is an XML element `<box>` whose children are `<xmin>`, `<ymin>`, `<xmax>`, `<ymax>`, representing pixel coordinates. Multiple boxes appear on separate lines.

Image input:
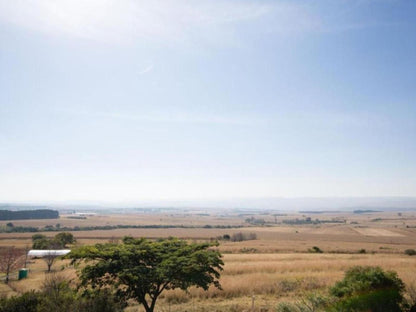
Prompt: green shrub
<box><xmin>405</xmin><ymin>249</ymin><xmax>416</xmax><ymax>256</ymax></box>
<box><xmin>231</xmin><ymin>232</ymin><xmax>257</xmax><ymax>242</ymax></box>
<box><xmin>330</xmin><ymin>266</ymin><xmax>405</xmax><ymax>312</ymax></box>
<box><xmin>0</xmin><ymin>275</ymin><xmax>123</xmax><ymax>312</ymax></box>
<box><xmin>0</xmin><ymin>291</ymin><xmax>41</xmax><ymax>312</ymax></box>
<box><xmin>308</xmin><ymin>246</ymin><xmax>323</xmax><ymax>253</ymax></box>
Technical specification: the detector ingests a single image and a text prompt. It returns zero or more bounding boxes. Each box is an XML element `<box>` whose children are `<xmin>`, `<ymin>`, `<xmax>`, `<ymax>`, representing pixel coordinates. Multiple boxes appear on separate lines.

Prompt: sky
<box><xmin>0</xmin><ymin>0</ymin><xmax>415</xmax><ymax>203</ymax></box>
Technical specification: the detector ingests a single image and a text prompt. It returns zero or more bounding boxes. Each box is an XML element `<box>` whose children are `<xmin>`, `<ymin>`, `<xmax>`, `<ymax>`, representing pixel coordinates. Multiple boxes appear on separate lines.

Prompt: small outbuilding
<box><xmin>28</xmin><ymin>249</ymin><xmax>71</xmax><ymax>257</ymax></box>
<box><xmin>27</xmin><ymin>249</ymin><xmax>71</xmax><ymax>272</ymax></box>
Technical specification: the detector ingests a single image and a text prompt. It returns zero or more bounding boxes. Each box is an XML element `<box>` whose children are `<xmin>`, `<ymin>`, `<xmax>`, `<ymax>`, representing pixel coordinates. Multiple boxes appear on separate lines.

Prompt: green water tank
<box><xmin>18</xmin><ymin>268</ymin><xmax>28</xmax><ymax>280</ymax></box>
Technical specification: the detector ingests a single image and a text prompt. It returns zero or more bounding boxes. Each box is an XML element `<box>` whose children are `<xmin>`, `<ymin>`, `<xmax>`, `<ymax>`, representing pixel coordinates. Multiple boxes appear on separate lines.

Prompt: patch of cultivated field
<box><xmin>352</xmin><ymin>227</ymin><xmax>405</xmax><ymax>236</ymax></box>
<box><xmin>5</xmin><ymin>212</ymin><xmax>246</xmax><ymax>228</ymax></box>
<box><xmin>2</xmin><ymin>220</ymin><xmax>416</xmax><ymax>253</ymax></box>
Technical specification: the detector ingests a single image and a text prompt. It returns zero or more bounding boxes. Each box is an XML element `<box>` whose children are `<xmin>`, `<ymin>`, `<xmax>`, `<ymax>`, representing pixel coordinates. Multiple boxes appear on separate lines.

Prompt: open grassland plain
<box><xmin>1</xmin><ymin>210</ymin><xmax>416</xmax><ymax>311</ymax></box>
<box><xmin>1</xmin><ymin>210</ymin><xmax>416</xmax><ymax>252</ymax></box>
<box><xmin>155</xmin><ymin>253</ymin><xmax>416</xmax><ymax>312</ymax></box>
<box><xmin>1</xmin><ymin>253</ymin><xmax>416</xmax><ymax>311</ymax></box>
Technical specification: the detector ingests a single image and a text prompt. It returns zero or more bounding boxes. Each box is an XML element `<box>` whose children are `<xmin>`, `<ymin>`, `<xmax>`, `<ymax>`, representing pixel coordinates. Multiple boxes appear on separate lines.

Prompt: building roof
<box><xmin>28</xmin><ymin>249</ymin><xmax>71</xmax><ymax>257</ymax></box>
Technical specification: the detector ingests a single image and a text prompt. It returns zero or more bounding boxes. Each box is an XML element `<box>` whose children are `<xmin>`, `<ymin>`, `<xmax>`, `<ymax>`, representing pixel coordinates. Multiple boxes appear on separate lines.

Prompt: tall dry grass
<box><xmin>158</xmin><ymin>253</ymin><xmax>416</xmax><ymax>311</ymax></box>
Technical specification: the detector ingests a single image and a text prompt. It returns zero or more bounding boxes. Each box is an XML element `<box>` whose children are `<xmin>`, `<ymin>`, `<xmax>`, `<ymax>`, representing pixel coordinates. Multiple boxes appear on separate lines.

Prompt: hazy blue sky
<box><xmin>1</xmin><ymin>0</ymin><xmax>415</xmax><ymax>202</ymax></box>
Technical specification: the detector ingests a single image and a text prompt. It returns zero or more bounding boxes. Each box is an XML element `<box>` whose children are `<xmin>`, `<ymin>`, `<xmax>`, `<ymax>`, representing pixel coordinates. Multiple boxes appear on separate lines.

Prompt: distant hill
<box><xmin>0</xmin><ymin>204</ymin><xmax>51</xmax><ymax>210</ymax></box>
<box><xmin>3</xmin><ymin>197</ymin><xmax>416</xmax><ymax>212</ymax></box>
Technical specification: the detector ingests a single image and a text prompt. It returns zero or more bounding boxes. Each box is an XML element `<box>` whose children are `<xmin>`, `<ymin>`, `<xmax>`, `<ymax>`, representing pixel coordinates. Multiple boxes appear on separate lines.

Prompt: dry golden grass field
<box><xmin>1</xmin><ymin>210</ymin><xmax>416</xmax><ymax>311</ymax></box>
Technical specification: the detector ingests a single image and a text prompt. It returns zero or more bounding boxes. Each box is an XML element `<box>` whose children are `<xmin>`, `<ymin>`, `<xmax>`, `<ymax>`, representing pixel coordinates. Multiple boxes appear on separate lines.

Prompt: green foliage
<box><xmin>0</xmin><ymin>275</ymin><xmax>123</xmax><ymax>312</ymax></box>
<box><xmin>245</xmin><ymin>217</ymin><xmax>266</xmax><ymax>225</ymax></box>
<box><xmin>0</xmin><ymin>209</ymin><xmax>59</xmax><ymax>220</ymax></box>
<box><xmin>0</xmin><ymin>225</ymin><xmax>38</xmax><ymax>233</ymax></box>
<box><xmin>230</xmin><ymin>232</ymin><xmax>257</xmax><ymax>242</ymax></box>
<box><xmin>69</xmin><ymin>236</ymin><xmax>223</xmax><ymax>312</ymax></box>
<box><xmin>37</xmin><ymin>275</ymin><xmax>76</xmax><ymax>312</ymax></box>
<box><xmin>32</xmin><ymin>237</ymin><xmax>51</xmax><ymax>249</ymax></box>
<box><xmin>53</xmin><ymin>232</ymin><xmax>75</xmax><ymax>248</ymax></box>
<box><xmin>308</xmin><ymin>246</ymin><xmax>323</xmax><ymax>253</ymax></box>
<box><xmin>32</xmin><ymin>232</ymin><xmax>75</xmax><ymax>249</ymax></box>
<box><xmin>405</xmin><ymin>249</ymin><xmax>416</xmax><ymax>256</ymax></box>
<box><xmin>76</xmin><ymin>288</ymin><xmax>125</xmax><ymax>312</ymax></box>
<box><xmin>32</xmin><ymin>234</ymin><xmax>46</xmax><ymax>241</ymax></box>
<box><xmin>0</xmin><ymin>291</ymin><xmax>41</xmax><ymax>312</ymax></box>
<box><xmin>0</xmin><ymin>223</ymin><xmax>243</xmax><ymax>233</ymax></box>
<box><xmin>330</xmin><ymin>266</ymin><xmax>405</xmax><ymax>311</ymax></box>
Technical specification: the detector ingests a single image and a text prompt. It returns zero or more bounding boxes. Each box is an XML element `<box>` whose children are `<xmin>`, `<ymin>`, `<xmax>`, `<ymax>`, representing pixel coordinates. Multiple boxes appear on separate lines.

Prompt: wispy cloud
<box><xmin>0</xmin><ymin>0</ymin><xmax>387</xmax><ymax>47</ymax></box>
<box><xmin>0</xmin><ymin>0</ymin><xmax>272</xmax><ymax>45</ymax></box>
<box><xmin>138</xmin><ymin>64</ymin><xmax>154</xmax><ymax>75</ymax></box>
<box><xmin>57</xmin><ymin>108</ymin><xmax>258</xmax><ymax>126</ymax></box>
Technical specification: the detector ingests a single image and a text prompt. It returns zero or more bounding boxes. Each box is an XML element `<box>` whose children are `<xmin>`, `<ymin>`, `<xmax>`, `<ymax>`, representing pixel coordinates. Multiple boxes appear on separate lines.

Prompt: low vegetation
<box><xmin>405</xmin><ymin>249</ymin><xmax>416</xmax><ymax>256</ymax></box>
<box><xmin>277</xmin><ymin>266</ymin><xmax>412</xmax><ymax>312</ymax></box>
<box><xmin>3</xmin><ymin>263</ymin><xmax>416</xmax><ymax>312</ymax></box>
<box><xmin>0</xmin><ymin>274</ymin><xmax>123</xmax><ymax>312</ymax></box>
<box><xmin>0</xmin><ymin>223</ymin><xmax>243</xmax><ymax>233</ymax></box>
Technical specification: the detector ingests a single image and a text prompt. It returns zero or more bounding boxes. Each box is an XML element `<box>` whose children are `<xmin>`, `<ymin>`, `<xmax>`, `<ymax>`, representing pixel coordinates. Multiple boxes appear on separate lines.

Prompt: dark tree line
<box><xmin>0</xmin><ymin>209</ymin><xmax>59</xmax><ymax>220</ymax></box>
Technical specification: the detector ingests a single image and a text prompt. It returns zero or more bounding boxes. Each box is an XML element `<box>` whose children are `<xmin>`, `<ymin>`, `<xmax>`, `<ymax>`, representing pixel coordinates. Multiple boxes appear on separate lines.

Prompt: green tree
<box><xmin>32</xmin><ymin>232</ymin><xmax>76</xmax><ymax>249</ymax></box>
<box><xmin>53</xmin><ymin>232</ymin><xmax>75</xmax><ymax>248</ymax></box>
<box><xmin>32</xmin><ymin>234</ymin><xmax>50</xmax><ymax>249</ymax></box>
<box><xmin>330</xmin><ymin>266</ymin><xmax>405</xmax><ymax>312</ymax></box>
<box><xmin>69</xmin><ymin>237</ymin><xmax>223</xmax><ymax>312</ymax></box>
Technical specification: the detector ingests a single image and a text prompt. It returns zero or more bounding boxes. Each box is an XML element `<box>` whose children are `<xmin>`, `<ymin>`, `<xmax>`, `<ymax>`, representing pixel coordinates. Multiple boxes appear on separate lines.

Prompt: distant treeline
<box><xmin>353</xmin><ymin>210</ymin><xmax>381</xmax><ymax>214</ymax></box>
<box><xmin>298</xmin><ymin>211</ymin><xmax>343</xmax><ymax>214</ymax></box>
<box><xmin>282</xmin><ymin>217</ymin><xmax>345</xmax><ymax>225</ymax></box>
<box><xmin>0</xmin><ymin>223</ymin><xmax>243</xmax><ymax>233</ymax></box>
<box><xmin>0</xmin><ymin>209</ymin><xmax>59</xmax><ymax>220</ymax></box>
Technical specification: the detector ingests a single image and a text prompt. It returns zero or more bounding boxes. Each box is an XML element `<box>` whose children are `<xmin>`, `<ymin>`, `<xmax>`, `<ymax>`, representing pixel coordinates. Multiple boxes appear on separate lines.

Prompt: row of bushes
<box><xmin>308</xmin><ymin>246</ymin><xmax>416</xmax><ymax>256</ymax></box>
<box><xmin>283</xmin><ymin>217</ymin><xmax>345</xmax><ymax>225</ymax></box>
<box><xmin>214</xmin><ymin>232</ymin><xmax>258</xmax><ymax>242</ymax></box>
<box><xmin>0</xmin><ymin>223</ymin><xmax>244</xmax><ymax>233</ymax></box>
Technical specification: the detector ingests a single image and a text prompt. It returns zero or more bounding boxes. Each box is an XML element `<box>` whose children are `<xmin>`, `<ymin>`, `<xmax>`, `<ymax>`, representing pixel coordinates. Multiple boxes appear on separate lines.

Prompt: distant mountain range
<box><xmin>1</xmin><ymin>197</ymin><xmax>416</xmax><ymax>212</ymax></box>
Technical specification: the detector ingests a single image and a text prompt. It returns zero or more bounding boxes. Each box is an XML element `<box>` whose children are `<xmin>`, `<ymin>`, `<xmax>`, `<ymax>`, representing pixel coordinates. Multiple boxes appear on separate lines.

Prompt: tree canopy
<box><xmin>69</xmin><ymin>237</ymin><xmax>223</xmax><ymax>312</ymax></box>
<box><xmin>32</xmin><ymin>232</ymin><xmax>75</xmax><ymax>249</ymax></box>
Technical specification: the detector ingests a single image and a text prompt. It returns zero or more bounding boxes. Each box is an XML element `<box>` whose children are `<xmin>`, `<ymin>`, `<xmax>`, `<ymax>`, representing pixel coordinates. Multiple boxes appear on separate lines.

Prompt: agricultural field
<box><xmin>1</xmin><ymin>209</ymin><xmax>416</xmax><ymax>311</ymax></box>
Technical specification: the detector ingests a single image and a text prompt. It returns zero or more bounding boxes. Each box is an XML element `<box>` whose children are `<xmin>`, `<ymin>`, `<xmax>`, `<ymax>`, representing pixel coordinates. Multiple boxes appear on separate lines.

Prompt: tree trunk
<box><xmin>149</xmin><ymin>297</ymin><xmax>157</xmax><ymax>312</ymax></box>
<box><xmin>142</xmin><ymin>301</ymin><xmax>152</xmax><ymax>312</ymax></box>
<box><xmin>5</xmin><ymin>267</ymin><xmax>10</xmax><ymax>284</ymax></box>
<box><xmin>141</xmin><ymin>296</ymin><xmax>158</xmax><ymax>312</ymax></box>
